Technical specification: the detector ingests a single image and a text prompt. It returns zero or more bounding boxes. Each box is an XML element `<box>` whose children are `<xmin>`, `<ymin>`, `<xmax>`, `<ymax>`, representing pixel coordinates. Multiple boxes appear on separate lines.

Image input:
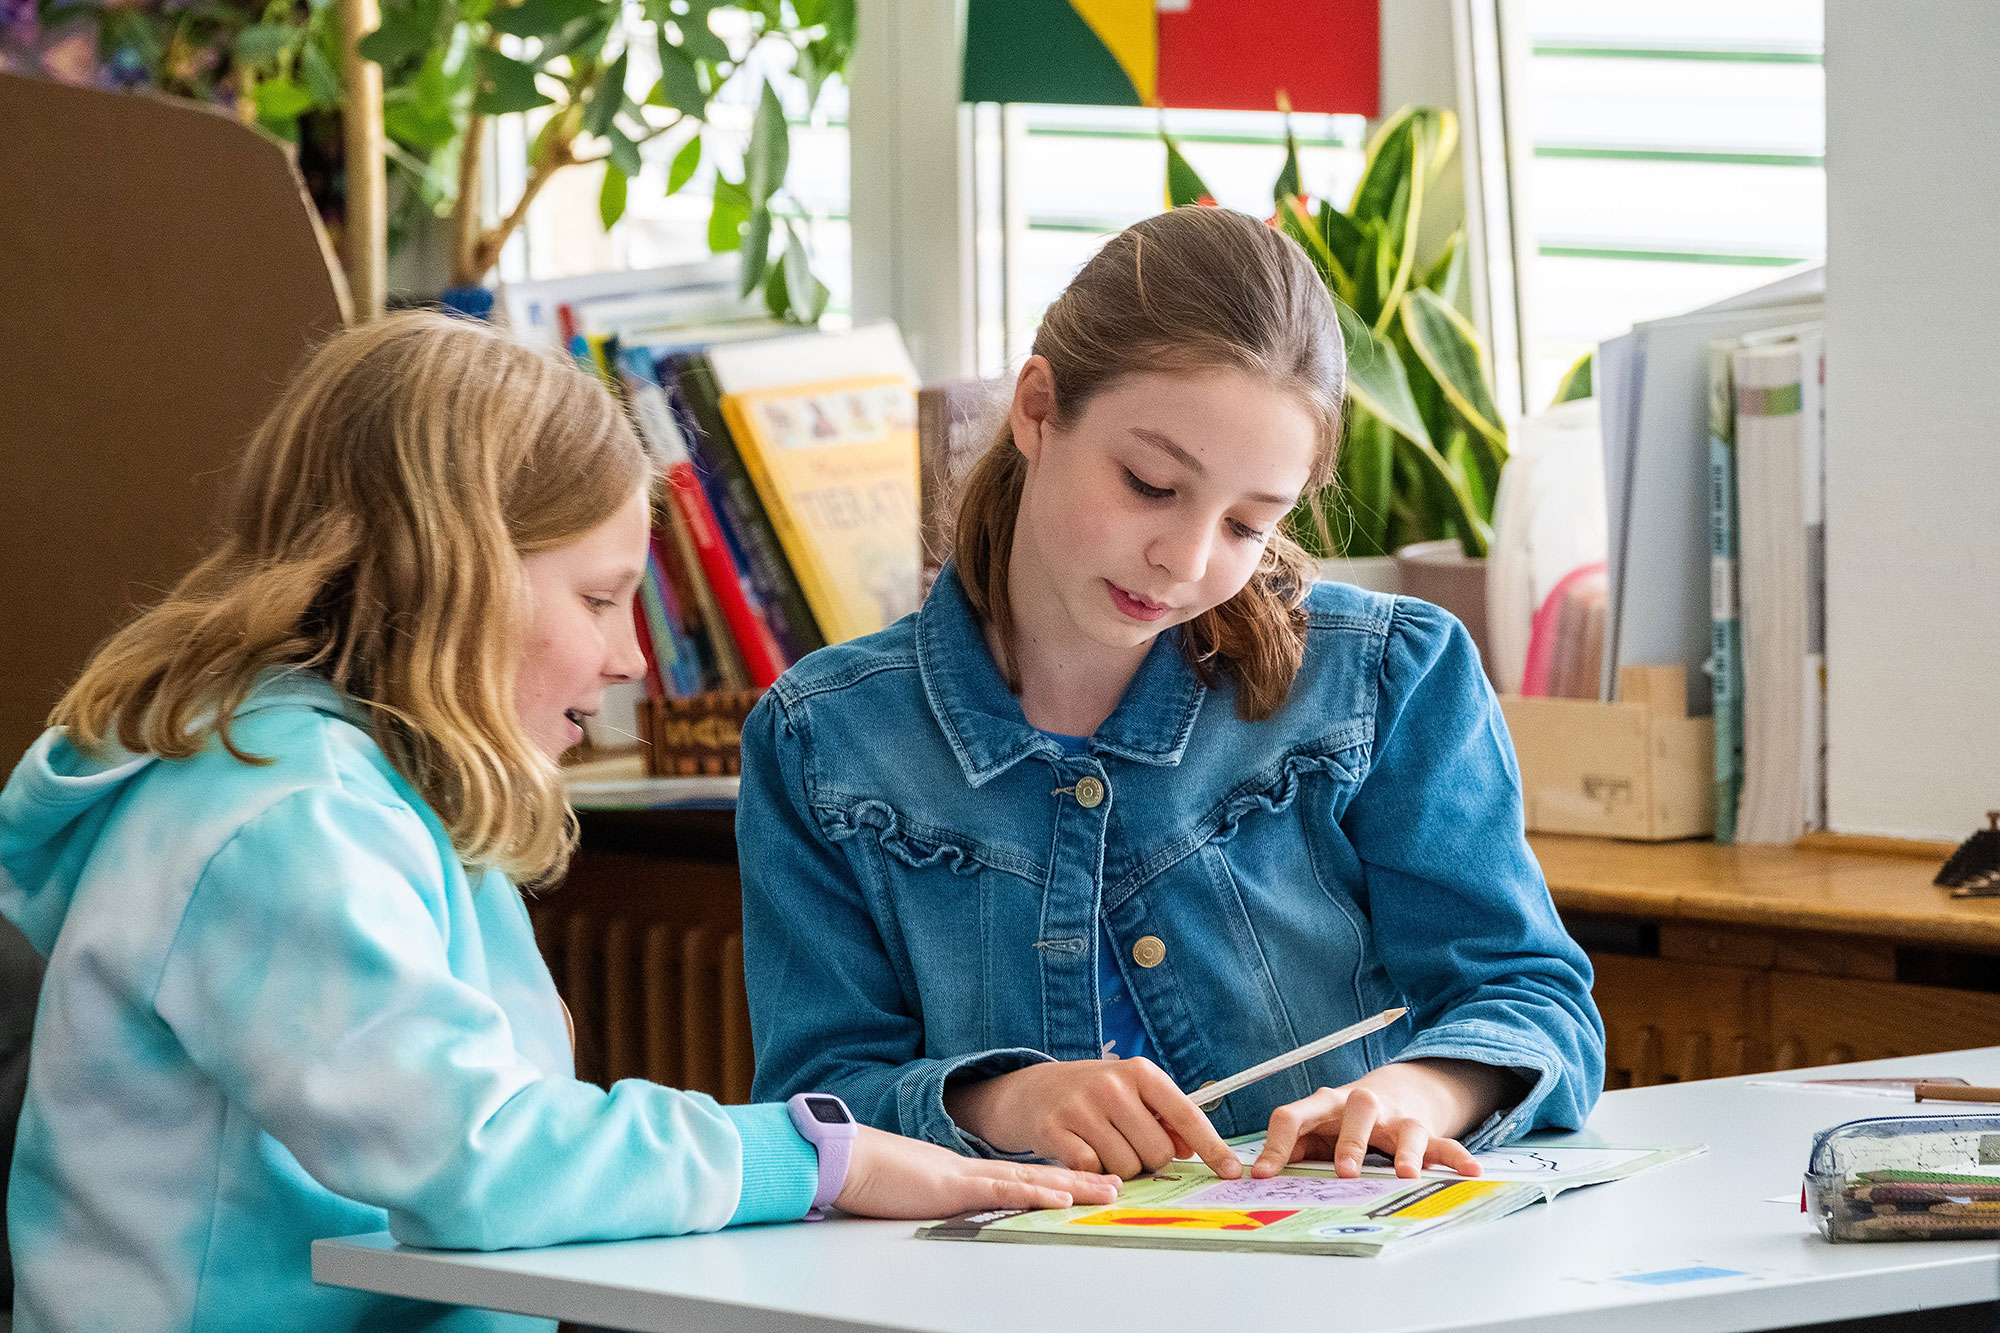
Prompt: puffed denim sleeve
<box><xmin>151</xmin><ymin>788</ymin><xmax>818</xmax><ymax>1249</ymax></box>
<box><xmin>1341</xmin><ymin>599</ymin><xmax>1605</xmax><ymax>1149</ymax></box>
<box><xmin>739</xmin><ymin>690</ymin><xmax>1052</xmax><ymax>1154</ymax></box>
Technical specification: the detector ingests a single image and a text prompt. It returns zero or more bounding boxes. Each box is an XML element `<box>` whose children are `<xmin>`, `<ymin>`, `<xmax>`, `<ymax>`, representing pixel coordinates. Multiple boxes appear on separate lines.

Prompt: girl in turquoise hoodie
<box><xmin>0</xmin><ymin>313</ymin><xmax>1113</xmax><ymax>1333</ymax></box>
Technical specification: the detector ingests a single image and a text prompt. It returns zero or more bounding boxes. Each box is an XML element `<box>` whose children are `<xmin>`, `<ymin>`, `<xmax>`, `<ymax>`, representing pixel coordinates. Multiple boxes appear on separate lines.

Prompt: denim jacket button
<box><xmin>1133</xmin><ymin>935</ymin><xmax>1166</xmax><ymax>968</ymax></box>
<box><xmin>1074</xmin><ymin>776</ymin><xmax>1106</xmax><ymax>809</ymax></box>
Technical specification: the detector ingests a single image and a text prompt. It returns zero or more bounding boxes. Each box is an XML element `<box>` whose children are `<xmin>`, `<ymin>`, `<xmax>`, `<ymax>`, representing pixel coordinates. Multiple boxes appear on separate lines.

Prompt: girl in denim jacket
<box><xmin>741</xmin><ymin>207</ymin><xmax>1605</xmax><ymax>1185</ymax></box>
<box><xmin>0</xmin><ymin>314</ymin><xmax>1112</xmax><ymax>1333</ymax></box>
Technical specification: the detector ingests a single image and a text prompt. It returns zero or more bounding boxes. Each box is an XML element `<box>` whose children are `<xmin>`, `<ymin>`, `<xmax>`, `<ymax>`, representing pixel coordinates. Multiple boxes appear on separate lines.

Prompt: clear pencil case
<box><xmin>1806</xmin><ymin>1114</ymin><xmax>2000</xmax><ymax>1241</ymax></box>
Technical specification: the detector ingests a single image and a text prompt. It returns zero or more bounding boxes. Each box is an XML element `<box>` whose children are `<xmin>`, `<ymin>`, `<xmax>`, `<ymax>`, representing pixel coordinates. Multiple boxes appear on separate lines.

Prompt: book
<box><xmin>1706</xmin><ymin>340</ymin><xmax>1745</xmax><ymax>844</ymax></box>
<box><xmin>637</xmin><ymin>543</ymin><xmax>705</xmax><ymax>698</ymax></box>
<box><xmin>1732</xmin><ymin>328</ymin><xmax>1827</xmax><ymax>844</ymax></box>
<box><xmin>919</xmin><ymin>1139</ymin><xmax>1700</xmax><ymax>1258</ymax></box>
<box><xmin>661</xmin><ymin>350</ymin><xmax>826</xmax><ymax>663</ymax></box>
<box><xmin>496</xmin><ymin>256</ymin><xmax>741</xmax><ymax>352</ymax></box>
<box><xmin>1598</xmin><ymin>267</ymin><xmax>1823</xmax><ymax>711</ymax></box>
<box><xmin>616</xmin><ymin>346</ymin><xmax>786</xmax><ymax>688</ymax></box>
<box><xmin>720</xmin><ymin>374</ymin><xmax>923</xmax><ymax>644</ymax></box>
<box><xmin>708</xmin><ymin>325</ymin><xmax>922</xmax><ymax>644</ymax></box>
<box><xmin>917</xmin><ymin>378</ymin><xmax>1001</xmax><ymax>591</ymax></box>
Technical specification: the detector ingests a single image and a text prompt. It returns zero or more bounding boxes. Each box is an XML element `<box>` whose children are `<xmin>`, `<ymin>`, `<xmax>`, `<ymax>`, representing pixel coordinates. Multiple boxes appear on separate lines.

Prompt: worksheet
<box><xmin>919</xmin><ymin>1143</ymin><xmax>1701</xmax><ymax>1256</ymax></box>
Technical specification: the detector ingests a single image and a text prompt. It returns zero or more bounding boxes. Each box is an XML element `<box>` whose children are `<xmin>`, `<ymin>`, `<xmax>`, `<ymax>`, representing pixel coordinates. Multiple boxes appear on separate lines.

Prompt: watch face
<box><xmin>804</xmin><ymin>1095</ymin><xmax>850</xmax><ymax>1125</ymax></box>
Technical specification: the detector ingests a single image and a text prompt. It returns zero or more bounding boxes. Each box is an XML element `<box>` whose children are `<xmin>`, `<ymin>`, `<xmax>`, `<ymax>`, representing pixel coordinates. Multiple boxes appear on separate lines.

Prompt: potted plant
<box><xmin>10</xmin><ymin>0</ymin><xmax>852</xmax><ymax>318</ymax></box>
<box><xmin>1166</xmin><ymin>106</ymin><xmax>1504</xmax><ymax>634</ymax></box>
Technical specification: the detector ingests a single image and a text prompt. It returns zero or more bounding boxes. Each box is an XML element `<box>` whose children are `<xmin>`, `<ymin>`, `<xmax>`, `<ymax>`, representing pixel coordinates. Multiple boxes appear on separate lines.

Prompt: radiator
<box><xmin>529</xmin><ymin>907</ymin><xmax>755</xmax><ymax>1103</ymax></box>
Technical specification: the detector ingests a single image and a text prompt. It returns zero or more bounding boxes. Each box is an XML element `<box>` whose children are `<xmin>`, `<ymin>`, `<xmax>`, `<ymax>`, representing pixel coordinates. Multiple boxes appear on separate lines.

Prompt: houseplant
<box><xmin>8</xmin><ymin>0</ymin><xmax>851</xmax><ymax>318</ymax></box>
<box><xmin>1166</xmin><ymin>106</ymin><xmax>1508</xmax><ymax>634</ymax></box>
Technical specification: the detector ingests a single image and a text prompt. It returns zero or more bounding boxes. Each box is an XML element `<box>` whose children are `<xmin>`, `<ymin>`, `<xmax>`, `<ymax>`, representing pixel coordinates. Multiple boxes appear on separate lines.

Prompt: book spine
<box><xmin>613</xmin><ymin>353</ymin><xmax>761</xmax><ymax>689</ymax></box>
<box><xmin>630</xmin><ymin>596</ymin><xmax>663</xmax><ymax>701</ymax></box>
<box><xmin>671</xmin><ymin>355</ymin><xmax>826</xmax><ymax>657</ymax></box>
<box><xmin>665</xmin><ymin>369</ymin><xmax>810</xmax><ymax>666</ymax></box>
<box><xmin>639</xmin><ymin>545</ymin><xmax>703</xmax><ymax>697</ymax></box>
<box><xmin>1706</xmin><ymin>342</ymin><xmax>1744</xmax><ymax>844</ymax></box>
<box><xmin>719</xmin><ymin>392</ymin><xmax>850</xmax><ymax>644</ymax></box>
<box><xmin>1799</xmin><ymin>330</ymin><xmax>1828</xmax><ymax>834</ymax></box>
<box><xmin>663</xmin><ymin>463</ymin><xmax>786</xmax><ymax>688</ymax></box>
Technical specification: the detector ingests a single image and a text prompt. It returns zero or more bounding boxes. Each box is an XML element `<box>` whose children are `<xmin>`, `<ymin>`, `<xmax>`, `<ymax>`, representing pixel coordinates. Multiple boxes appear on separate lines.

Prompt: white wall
<box><xmin>1823</xmin><ymin>1</ymin><xmax>2000</xmax><ymax>840</ymax></box>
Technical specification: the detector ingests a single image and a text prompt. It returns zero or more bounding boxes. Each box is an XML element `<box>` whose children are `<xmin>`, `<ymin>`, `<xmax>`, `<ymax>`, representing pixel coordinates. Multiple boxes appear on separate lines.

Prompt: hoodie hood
<box><xmin>0</xmin><ymin>731</ymin><xmax>160</xmax><ymax>956</ymax></box>
<box><xmin>0</xmin><ymin>673</ymin><xmax>363</xmax><ymax>957</ymax></box>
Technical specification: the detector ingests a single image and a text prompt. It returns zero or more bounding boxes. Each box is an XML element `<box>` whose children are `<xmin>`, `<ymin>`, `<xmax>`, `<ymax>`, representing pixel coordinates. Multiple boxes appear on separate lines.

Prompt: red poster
<box><xmin>1156</xmin><ymin>0</ymin><xmax>1380</xmax><ymax>117</ymax></box>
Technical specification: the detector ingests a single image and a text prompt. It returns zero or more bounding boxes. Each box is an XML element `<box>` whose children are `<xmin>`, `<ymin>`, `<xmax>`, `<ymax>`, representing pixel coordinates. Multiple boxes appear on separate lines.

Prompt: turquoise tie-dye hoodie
<box><xmin>0</xmin><ymin>672</ymin><xmax>817</xmax><ymax>1332</ymax></box>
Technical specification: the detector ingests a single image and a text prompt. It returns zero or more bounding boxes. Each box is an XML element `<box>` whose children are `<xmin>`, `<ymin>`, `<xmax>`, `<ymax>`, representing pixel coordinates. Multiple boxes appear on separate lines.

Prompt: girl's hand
<box><xmin>834</xmin><ymin>1125</ymin><xmax>1121</xmax><ymax>1218</ymax></box>
<box><xmin>1252</xmin><ymin>1058</ymin><xmax>1516</xmax><ymax>1180</ymax></box>
<box><xmin>943</xmin><ymin>1058</ymin><xmax>1244</xmax><ymax>1180</ymax></box>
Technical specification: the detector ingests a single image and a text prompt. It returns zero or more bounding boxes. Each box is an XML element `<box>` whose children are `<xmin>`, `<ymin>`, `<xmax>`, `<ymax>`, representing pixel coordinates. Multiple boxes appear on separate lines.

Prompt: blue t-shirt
<box><xmin>1040</xmin><ymin>730</ymin><xmax>1150</xmax><ymax>1064</ymax></box>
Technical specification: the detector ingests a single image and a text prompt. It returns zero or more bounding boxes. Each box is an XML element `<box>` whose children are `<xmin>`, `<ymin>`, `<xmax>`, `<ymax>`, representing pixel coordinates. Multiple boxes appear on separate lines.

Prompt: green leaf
<box><xmin>1163</xmin><ymin>131</ymin><xmax>1214</xmax><ymax>209</ymax></box>
<box><xmin>738</xmin><ymin>206</ymin><xmax>771</xmax><ymax>296</ymax></box>
<box><xmin>1336</xmin><ymin>298</ymin><xmax>1430</xmax><ymax>451</ymax></box>
<box><xmin>1400</xmin><ymin>287</ymin><xmax>1506</xmax><ymax>458</ymax></box>
<box><xmin>781</xmin><ymin>223</ymin><xmax>828</xmax><ymax>324</ymax></box>
<box><xmin>582</xmin><ymin>49</ymin><xmax>626</xmax><ymax>138</ymax></box>
<box><xmin>1421</xmin><ymin>228</ymin><xmax>1464</xmax><ymax>305</ymax></box>
<box><xmin>1274</xmin><ymin>115</ymin><xmax>1302</xmax><ymax>206</ymax></box>
<box><xmin>763</xmin><ymin>258</ymin><xmax>792</xmax><ymax>320</ymax></box>
<box><xmin>1552</xmin><ymin>352</ymin><xmax>1593</xmax><ymax>405</ymax></box>
<box><xmin>707</xmin><ymin>175</ymin><xmax>749</xmax><ymax>251</ymax></box>
<box><xmin>487</xmin><ymin>0</ymin><xmax>603</xmax><ymax>38</ymax></box>
<box><xmin>1278</xmin><ymin>195</ymin><xmax>1353</xmax><ymax>306</ymax></box>
<box><xmin>599</xmin><ymin>162</ymin><xmax>628</xmax><ymax>228</ymax></box>
<box><xmin>604</xmin><ymin>124</ymin><xmax>643</xmax><ymax>178</ymax></box>
<box><xmin>252</xmin><ymin>75</ymin><xmax>314</xmax><ymax>137</ymax></box>
<box><xmin>1351</xmin><ymin>110</ymin><xmax>1415</xmax><ymax>227</ymax></box>
<box><xmin>233</xmin><ymin>23</ymin><xmax>294</xmax><ymax>65</ymax></box>
<box><xmin>652</xmin><ymin>33</ymin><xmax>706</xmax><ymax>117</ymax></box>
<box><xmin>472</xmin><ymin>48</ymin><xmax>553</xmax><ymax>114</ymax></box>
<box><xmin>1324</xmin><ymin>406</ymin><xmax>1398</xmax><ymax>557</ymax></box>
<box><xmin>666</xmin><ymin>133</ymin><xmax>702</xmax><ymax>194</ymax></box>
<box><xmin>300</xmin><ymin>40</ymin><xmax>342</xmax><ymax>106</ymax></box>
<box><xmin>357</xmin><ymin>0</ymin><xmax>442</xmax><ymax>68</ymax></box>
<box><xmin>745</xmin><ymin>80</ymin><xmax>789</xmax><ymax>207</ymax></box>
<box><xmin>1336</xmin><ymin>298</ymin><xmax>1490</xmax><ymax>555</ymax></box>
<box><xmin>674</xmin><ymin>7</ymin><xmax>730</xmax><ymax>64</ymax></box>
<box><xmin>1318</xmin><ymin>201</ymin><xmax>1365</xmax><ymax>283</ymax></box>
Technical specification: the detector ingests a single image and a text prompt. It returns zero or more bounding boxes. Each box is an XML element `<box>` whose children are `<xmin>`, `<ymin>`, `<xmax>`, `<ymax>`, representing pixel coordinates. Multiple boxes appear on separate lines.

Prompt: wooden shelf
<box><xmin>1529</xmin><ymin>833</ymin><xmax>1995</xmax><ymax>953</ymax></box>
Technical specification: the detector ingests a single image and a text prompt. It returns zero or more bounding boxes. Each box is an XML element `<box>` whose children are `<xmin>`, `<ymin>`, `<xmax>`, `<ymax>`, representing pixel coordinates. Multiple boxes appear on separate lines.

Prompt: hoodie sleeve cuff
<box><xmin>721</xmin><ymin>1103</ymin><xmax>821</xmax><ymax>1226</ymax></box>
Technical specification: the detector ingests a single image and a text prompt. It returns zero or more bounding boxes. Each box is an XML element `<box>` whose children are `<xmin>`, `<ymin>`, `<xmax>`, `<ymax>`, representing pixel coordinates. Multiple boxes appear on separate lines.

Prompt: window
<box><xmin>1505</xmin><ymin>0</ymin><xmax>1825</xmax><ymax>408</ymax></box>
<box><xmin>968</xmin><ymin>103</ymin><xmax>1368</xmax><ymax>376</ymax></box>
<box><xmin>496</xmin><ymin>11</ymin><xmax>851</xmax><ymax>318</ymax></box>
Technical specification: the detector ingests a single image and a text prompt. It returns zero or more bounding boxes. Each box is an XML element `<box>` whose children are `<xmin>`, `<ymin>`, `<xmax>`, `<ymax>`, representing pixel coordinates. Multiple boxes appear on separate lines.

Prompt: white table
<box><xmin>314</xmin><ymin>1049</ymin><xmax>2000</xmax><ymax>1332</ymax></box>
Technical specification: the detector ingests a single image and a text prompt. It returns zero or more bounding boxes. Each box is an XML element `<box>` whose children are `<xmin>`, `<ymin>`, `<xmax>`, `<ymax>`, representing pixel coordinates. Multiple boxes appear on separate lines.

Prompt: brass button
<box><xmin>1133</xmin><ymin>935</ymin><xmax>1166</xmax><ymax>968</ymax></box>
<box><xmin>1074</xmin><ymin>775</ymin><xmax>1106</xmax><ymax>809</ymax></box>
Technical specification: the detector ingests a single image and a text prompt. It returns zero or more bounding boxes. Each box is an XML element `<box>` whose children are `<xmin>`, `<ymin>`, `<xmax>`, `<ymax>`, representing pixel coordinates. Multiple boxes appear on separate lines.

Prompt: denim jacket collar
<box><xmin>916</xmin><ymin>562</ymin><xmax>1207</xmax><ymax>788</ymax></box>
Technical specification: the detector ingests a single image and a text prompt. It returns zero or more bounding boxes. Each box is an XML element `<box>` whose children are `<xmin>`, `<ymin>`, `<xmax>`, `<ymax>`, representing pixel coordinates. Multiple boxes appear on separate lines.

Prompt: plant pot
<box><xmin>1314</xmin><ymin>555</ymin><xmax>1402</xmax><ymax>595</ymax></box>
<box><xmin>1393</xmin><ymin>539</ymin><xmax>1491</xmax><ymax>672</ymax></box>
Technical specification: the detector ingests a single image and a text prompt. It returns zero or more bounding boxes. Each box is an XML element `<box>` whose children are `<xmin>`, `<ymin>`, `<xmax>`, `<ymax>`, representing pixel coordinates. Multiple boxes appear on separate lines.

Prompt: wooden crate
<box><xmin>1500</xmin><ymin>665</ymin><xmax>1714</xmax><ymax>841</ymax></box>
<box><xmin>636</xmin><ymin>690</ymin><xmax>765</xmax><ymax>777</ymax></box>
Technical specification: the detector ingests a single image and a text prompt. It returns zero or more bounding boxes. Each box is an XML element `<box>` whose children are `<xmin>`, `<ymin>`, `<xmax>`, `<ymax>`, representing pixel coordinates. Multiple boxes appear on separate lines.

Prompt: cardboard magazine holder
<box><xmin>1501</xmin><ymin>665</ymin><xmax>1716</xmax><ymax>842</ymax></box>
<box><xmin>0</xmin><ymin>72</ymin><xmax>349</xmax><ymax>763</ymax></box>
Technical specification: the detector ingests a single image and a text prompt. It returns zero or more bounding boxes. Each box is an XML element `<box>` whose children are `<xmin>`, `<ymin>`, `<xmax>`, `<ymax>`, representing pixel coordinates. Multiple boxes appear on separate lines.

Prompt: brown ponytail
<box><xmin>952</xmin><ymin>206</ymin><xmax>1345</xmax><ymax>721</ymax></box>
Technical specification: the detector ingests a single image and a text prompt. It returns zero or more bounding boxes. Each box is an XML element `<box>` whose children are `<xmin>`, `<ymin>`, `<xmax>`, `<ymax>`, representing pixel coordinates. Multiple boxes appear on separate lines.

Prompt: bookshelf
<box><xmin>0</xmin><ymin>72</ymin><xmax>348</xmax><ymax>764</ymax></box>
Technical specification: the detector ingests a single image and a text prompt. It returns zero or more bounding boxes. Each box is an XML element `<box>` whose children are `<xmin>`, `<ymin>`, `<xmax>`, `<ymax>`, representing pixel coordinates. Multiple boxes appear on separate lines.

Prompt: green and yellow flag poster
<box><xmin>963</xmin><ymin>0</ymin><xmax>1380</xmax><ymax>116</ymax></box>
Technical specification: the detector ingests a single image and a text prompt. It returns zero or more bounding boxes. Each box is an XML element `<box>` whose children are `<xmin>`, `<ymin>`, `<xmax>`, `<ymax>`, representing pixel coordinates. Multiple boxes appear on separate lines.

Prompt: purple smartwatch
<box><xmin>786</xmin><ymin>1092</ymin><xmax>855</xmax><ymax>1220</ymax></box>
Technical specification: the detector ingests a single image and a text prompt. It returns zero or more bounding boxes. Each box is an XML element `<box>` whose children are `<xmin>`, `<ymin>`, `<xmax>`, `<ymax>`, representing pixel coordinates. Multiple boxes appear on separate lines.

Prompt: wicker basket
<box><xmin>637</xmin><ymin>689</ymin><xmax>766</xmax><ymax>777</ymax></box>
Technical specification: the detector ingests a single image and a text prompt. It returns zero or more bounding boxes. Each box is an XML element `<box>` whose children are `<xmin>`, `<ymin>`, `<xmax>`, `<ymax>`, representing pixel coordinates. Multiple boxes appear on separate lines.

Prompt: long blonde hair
<box><xmin>954</xmin><ymin>207</ymin><xmax>1346</xmax><ymax>721</ymax></box>
<box><xmin>53</xmin><ymin>311</ymin><xmax>649</xmax><ymax>883</ymax></box>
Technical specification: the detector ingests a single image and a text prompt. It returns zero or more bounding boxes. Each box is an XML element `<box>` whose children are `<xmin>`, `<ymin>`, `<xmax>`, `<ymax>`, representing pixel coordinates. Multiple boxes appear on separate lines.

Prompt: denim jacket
<box><xmin>739</xmin><ymin>563</ymin><xmax>1604</xmax><ymax>1155</ymax></box>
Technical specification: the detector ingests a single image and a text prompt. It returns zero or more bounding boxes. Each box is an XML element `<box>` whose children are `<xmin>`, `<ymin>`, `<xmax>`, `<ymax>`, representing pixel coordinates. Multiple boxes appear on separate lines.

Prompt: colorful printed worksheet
<box><xmin>918</xmin><ymin>1141</ymin><xmax>1701</xmax><ymax>1256</ymax></box>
